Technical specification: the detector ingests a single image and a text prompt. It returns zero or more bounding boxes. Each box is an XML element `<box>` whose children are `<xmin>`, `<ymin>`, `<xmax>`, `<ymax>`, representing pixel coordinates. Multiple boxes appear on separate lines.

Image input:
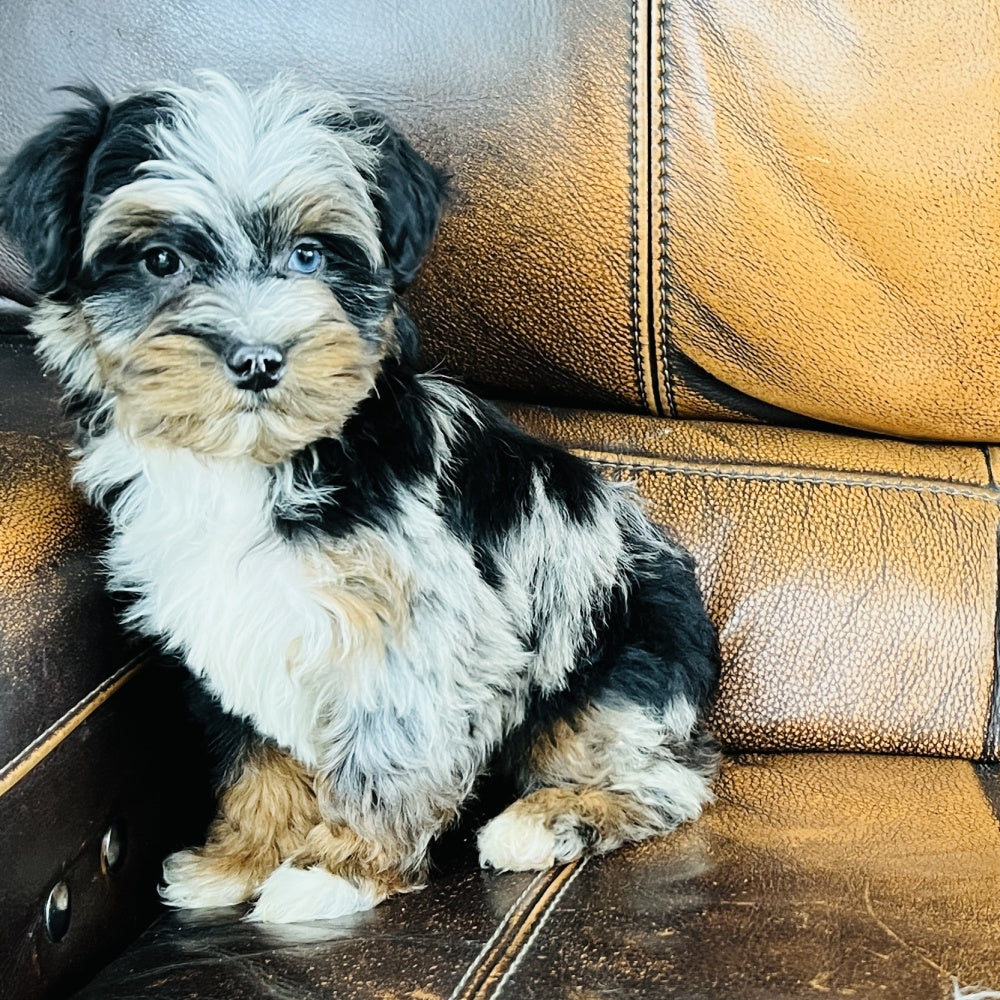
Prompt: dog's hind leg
<box><xmin>479</xmin><ymin>536</ymin><xmax>720</xmax><ymax>873</ymax></box>
<box><xmin>160</xmin><ymin>742</ymin><xmax>321</xmax><ymax>909</ymax></box>
<box><xmin>477</xmin><ymin>695</ymin><xmax>718</xmax><ymax>872</ymax></box>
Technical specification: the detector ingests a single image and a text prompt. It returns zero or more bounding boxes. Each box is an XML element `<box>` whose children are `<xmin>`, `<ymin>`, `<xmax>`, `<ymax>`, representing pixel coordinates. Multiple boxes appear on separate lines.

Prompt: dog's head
<box><xmin>0</xmin><ymin>74</ymin><xmax>446</xmax><ymax>463</ymax></box>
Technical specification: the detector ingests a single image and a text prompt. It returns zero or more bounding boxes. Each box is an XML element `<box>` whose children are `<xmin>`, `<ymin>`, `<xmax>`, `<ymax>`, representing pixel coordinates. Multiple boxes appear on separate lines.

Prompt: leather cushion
<box><xmin>70</xmin><ymin>754</ymin><xmax>1000</xmax><ymax>999</ymax></box>
<box><xmin>659</xmin><ymin>0</ymin><xmax>1000</xmax><ymax>441</ymax></box>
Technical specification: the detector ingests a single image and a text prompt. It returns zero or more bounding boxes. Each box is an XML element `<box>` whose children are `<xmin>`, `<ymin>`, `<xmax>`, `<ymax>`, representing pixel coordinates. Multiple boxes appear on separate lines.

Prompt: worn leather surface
<box><xmin>0</xmin><ymin>336</ymin><xmax>128</xmax><ymax>767</ymax></box>
<box><xmin>0</xmin><ymin>0</ymin><xmax>646</xmax><ymax>411</ymax></box>
<box><xmin>71</xmin><ymin>754</ymin><xmax>1000</xmax><ymax>999</ymax></box>
<box><xmin>660</xmin><ymin>0</ymin><xmax>1000</xmax><ymax>440</ymax></box>
<box><xmin>1</xmin><ymin>661</ymin><xmax>211</xmax><ymax>1000</ymax></box>
<box><xmin>506</xmin><ymin>403</ymin><xmax>1000</xmax><ymax>760</ymax></box>
<box><xmin>2</xmin><ymin>2</ymin><xmax>997</xmax><ymax>436</ymax></box>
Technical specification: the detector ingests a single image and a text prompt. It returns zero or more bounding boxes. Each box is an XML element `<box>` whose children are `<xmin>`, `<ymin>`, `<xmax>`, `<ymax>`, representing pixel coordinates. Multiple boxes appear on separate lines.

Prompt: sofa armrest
<box><xmin>0</xmin><ymin>334</ymin><xmax>210</xmax><ymax>1000</ymax></box>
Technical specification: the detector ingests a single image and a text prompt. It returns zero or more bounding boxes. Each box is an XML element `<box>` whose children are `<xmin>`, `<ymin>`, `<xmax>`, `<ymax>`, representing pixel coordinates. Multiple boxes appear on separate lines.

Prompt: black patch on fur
<box><xmin>82</xmin><ymin>91</ymin><xmax>175</xmax><ymax>213</ymax></box>
<box><xmin>273</xmin><ymin>357</ymin><xmax>441</xmax><ymax>538</ymax></box>
<box><xmin>64</xmin><ymin>386</ymin><xmax>112</xmax><ymax>444</ymax></box>
<box><xmin>274</xmin><ymin>355</ymin><xmax>606</xmax><ymax>601</ymax></box>
<box><xmin>179</xmin><ymin>669</ymin><xmax>261</xmax><ymax>790</ymax></box>
<box><xmin>0</xmin><ymin>90</ymin><xmax>109</xmax><ymax>295</ymax></box>
<box><xmin>497</xmin><ymin>541</ymin><xmax>719</xmax><ymax>776</ymax></box>
<box><xmin>82</xmin><ymin>218</ymin><xmax>225</xmax><ymax>293</ymax></box>
<box><xmin>351</xmin><ymin>110</ymin><xmax>449</xmax><ymax>291</ymax></box>
<box><xmin>611</xmin><ymin>544</ymin><xmax>720</xmax><ymax>710</ymax></box>
<box><xmin>436</xmin><ymin>406</ymin><xmax>606</xmax><ymax>591</ymax></box>
<box><xmin>311</xmin><ymin>231</ymin><xmax>394</xmax><ymax>334</ymax></box>
<box><xmin>0</xmin><ymin>87</ymin><xmax>174</xmax><ymax>297</ymax></box>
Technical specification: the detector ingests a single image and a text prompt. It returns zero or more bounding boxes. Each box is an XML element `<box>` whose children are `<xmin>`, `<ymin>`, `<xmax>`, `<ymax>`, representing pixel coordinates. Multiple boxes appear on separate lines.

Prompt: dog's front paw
<box><xmin>246</xmin><ymin>863</ymin><xmax>384</xmax><ymax>923</ymax></box>
<box><xmin>477</xmin><ymin>808</ymin><xmax>587</xmax><ymax>873</ymax></box>
<box><xmin>160</xmin><ymin>848</ymin><xmax>258</xmax><ymax>909</ymax></box>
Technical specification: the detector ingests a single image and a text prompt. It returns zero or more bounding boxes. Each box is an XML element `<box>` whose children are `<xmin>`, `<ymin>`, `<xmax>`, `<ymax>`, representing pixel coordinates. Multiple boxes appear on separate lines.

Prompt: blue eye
<box><xmin>287</xmin><ymin>244</ymin><xmax>323</xmax><ymax>274</ymax></box>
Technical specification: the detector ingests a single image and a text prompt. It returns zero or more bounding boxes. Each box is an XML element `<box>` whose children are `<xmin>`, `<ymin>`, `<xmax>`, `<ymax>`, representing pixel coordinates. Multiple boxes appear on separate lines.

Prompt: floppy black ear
<box><xmin>357</xmin><ymin>111</ymin><xmax>449</xmax><ymax>291</ymax></box>
<box><xmin>0</xmin><ymin>90</ymin><xmax>109</xmax><ymax>296</ymax></box>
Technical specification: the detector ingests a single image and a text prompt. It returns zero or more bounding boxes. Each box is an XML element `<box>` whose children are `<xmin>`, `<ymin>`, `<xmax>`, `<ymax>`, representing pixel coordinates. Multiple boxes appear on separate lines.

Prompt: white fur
<box><xmin>159</xmin><ymin>849</ymin><xmax>253</xmax><ymax>909</ymax></box>
<box><xmin>78</xmin><ymin>438</ymin><xmax>340</xmax><ymax>766</ymax></box>
<box><xmin>477</xmin><ymin>810</ymin><xmax>587</xmax><ymax>872</ymax></box>
<box><xmin>248</xmin><ymin>864</ymin><xmax>381</xmax><ymax>923</ymax></box>
<box><xmin>496</xmin><ymin>473</ymin><xmax>628</xmax><ymax>694</ymax></box>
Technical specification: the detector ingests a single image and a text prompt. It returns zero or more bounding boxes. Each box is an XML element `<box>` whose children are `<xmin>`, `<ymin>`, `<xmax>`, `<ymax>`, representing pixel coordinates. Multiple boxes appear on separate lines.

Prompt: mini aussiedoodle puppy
<box><xmin>0</xmin><ymin>74</ymin><xmax>719</xmax><ymax>922</ymax></box>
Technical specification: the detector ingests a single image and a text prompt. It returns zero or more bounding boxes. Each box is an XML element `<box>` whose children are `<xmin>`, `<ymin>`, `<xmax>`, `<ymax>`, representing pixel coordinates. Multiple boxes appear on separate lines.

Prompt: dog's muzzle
<box><xmin>224</xmin><ymin>343</ymin><xmax>286</xmax><ymax>392</ymax></box>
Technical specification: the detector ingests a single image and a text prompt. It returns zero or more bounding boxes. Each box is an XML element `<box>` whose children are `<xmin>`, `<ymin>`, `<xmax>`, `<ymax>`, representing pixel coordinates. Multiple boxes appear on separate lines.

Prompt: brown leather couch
<box><xmin>2</xmin><ymin>2</ymin><xmax>999</xmax><ymax>998</ymax></box>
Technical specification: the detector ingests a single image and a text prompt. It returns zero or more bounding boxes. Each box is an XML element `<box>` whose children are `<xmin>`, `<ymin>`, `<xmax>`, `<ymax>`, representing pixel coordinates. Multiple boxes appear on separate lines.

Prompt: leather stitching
<box><xmin>656</xmin><ymin>0</ymin><xmax>678</xmax><ymax>418</ymax></box>
<box><xmin>628</xmin><ymin>0</ymin><xmax>647</xmax><ymax>411</ymax></box>
<box><xmin>579</xmin><ymin>454</ymin><xmax>1000</xmax><ymax>502</ymax></box>
<box><xmin>448</xmin><ymin>860</ymin><xmax>588</xmax><ymax>1000</ymax></box>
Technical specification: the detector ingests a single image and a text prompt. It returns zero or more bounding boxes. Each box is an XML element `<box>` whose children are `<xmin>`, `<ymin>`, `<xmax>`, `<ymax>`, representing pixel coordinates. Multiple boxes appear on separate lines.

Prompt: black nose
<box><xmin>224</xmin><ymin>343</ymin><xmax>285</xmax><ymax>392</ymax></box>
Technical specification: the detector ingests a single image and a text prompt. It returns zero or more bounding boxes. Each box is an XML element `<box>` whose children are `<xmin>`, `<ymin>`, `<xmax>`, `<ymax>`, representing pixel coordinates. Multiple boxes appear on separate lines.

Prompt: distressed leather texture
<box><xmin>1</xmin><ymin>2</ymin><xmax>998</xmax><ymax>434</ymax></box>
<box><xmin>1</xmin><ymin>0</ymin><xmax>999</xmax><ymax>998</ymax></box>
<box><xmin>72</xmin><ymin>756</ymin><xmax>1000</xmax><ymax>999</ymax></box>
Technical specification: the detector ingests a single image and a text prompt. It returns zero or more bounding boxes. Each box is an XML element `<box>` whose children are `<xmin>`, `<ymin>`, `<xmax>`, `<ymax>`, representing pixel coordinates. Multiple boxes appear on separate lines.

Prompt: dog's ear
<box><xmin>0</xmin><ymin>89</ymin><xmax>109</xmax><ymax>296</ymax></box>
<box><xmin>356</xmin><ymin>112</ymin><xmax>449</xmax><ymax>291</ymax></box>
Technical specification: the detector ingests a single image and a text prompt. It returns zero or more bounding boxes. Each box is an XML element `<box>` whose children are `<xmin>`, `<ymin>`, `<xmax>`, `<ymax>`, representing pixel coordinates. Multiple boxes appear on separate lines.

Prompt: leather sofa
<box><xmin>2</xmin><ymin>1</ymin><xmax>998</xmax><ymax>997</ymax></box>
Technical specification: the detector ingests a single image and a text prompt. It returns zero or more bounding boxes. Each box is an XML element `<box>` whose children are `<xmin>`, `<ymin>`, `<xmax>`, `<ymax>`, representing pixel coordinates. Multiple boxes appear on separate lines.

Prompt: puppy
<box><xmin>0</xmin><ymin>74</ymin><xmax>719</xmax><ymax>923</ymax></box>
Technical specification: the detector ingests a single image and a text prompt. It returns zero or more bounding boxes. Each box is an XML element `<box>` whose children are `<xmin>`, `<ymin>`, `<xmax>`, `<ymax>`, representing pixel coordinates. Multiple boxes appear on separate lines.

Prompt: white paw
<box><xmin>477</xmin><ymin>810</ymin><xmax>586</xmax><ymax>873</ymax></box>
<box><xmin>246</xmin><ymin>863</ymin><xmax>382</xmax><ymax>923</ymax></box>
<box><xmin>159</xmin><ymin>849</ymin><xmax>255</xmax><ymax>909</ymax></box>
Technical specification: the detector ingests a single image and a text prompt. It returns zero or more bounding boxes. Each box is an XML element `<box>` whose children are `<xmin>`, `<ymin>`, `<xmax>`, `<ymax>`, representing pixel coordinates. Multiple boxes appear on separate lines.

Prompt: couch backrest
<box><xmin>1</xmin><ymin>0</ymin><xmax>996</xmax><ymax>440</ymax></box>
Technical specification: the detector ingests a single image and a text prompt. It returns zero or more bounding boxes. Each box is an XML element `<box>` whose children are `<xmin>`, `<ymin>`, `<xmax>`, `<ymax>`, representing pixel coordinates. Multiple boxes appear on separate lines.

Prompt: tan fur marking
<box><xmin>98</xmin><ymin>284</ymin><xmax>384</xmax><ymax>462</ymax></box>
<box><xmin>480</xmin><ymin>699</ymin><xmax>713</xmax><ymax>869</ymax></box>
<box><xmin>82</xmin><ymin>199</ymin><xmax>177</xmax><ymax>261</ymax></box>
<box><xmin>305</xmin><ymin>533</ymin><xmax>412</xmax><ymax>662</ymax></box>
<box><xmin>291</xmin><ymin>196</ymin><xmax>377</xmax><ymax>252</ymax></box>
<box><xmin>505</xmin><ymin>785</ymin><xmax>660</xmax><ymax>854</ymax></box>
<box><xmin>527</xmin><ymin>715</ymin><xmax>604</xmax><ymax>786</ymax></box>
<box><xmin>290</xmin><ymin>822</ymin><xmax>424</xmax><ymax>898</ymax></box>
<box><xmin>102</xmin><ymin>333</ymin><xmax>240</xmax><ymax>450</ymax></box>
<box><xmin>179</xmin><ymin>742</ymin><xmax>321</xmax><ymax>902</ymax></box>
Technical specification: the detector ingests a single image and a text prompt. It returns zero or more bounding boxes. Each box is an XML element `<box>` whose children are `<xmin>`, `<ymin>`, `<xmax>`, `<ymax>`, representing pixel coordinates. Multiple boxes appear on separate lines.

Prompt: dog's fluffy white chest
<box><xmin>76</xmin><ymin>434</ymin><xmax>529</xmax><ymax>786</ymax></box>
<box><xmin>81</xmin><ymin>441</ymin><xmax>345</xmax><ymax>763</ymax></box>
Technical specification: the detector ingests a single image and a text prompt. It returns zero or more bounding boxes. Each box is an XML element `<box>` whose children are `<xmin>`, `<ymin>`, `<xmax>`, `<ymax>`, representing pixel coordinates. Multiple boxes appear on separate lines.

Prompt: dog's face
<box><xmin>0</xmin><ymin>75</ymin><xmax>445</xmax><ymax>463</ymax></box>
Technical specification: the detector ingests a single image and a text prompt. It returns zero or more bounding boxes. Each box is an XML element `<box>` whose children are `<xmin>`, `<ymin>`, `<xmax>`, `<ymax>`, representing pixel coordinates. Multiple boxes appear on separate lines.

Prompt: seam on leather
<box><xmin>448</xmin><ymin>860</ymin><xmax>588</xmax><ymax>1000</ymax></box>
<box><xmin>0</xmin><ymin>660</ymin><xmax>143</xmax><ymax>798</ymax></box>
<box><xmin>628</xmin><ymin>0</ymin><xmax>647</xmax><ymax>411</ymax></box>
<box><xmin>630</xmin><ymin>0</ymin><xmax>666</xmax><ymax>416</ymax></box>
<box><xmin>577</xmin><ymin>453</ymin><xmax>1000</xmax><ymax>502</ymax></box>
<box><xmin>656</xmin><ymin>0</ymin><xmax>678</xmax><ymax>418</ymax></box>
<box><xmin>977</xmin><ymin>763</ymin><xmax>1000</xmax><ymax>821</ymax></box>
